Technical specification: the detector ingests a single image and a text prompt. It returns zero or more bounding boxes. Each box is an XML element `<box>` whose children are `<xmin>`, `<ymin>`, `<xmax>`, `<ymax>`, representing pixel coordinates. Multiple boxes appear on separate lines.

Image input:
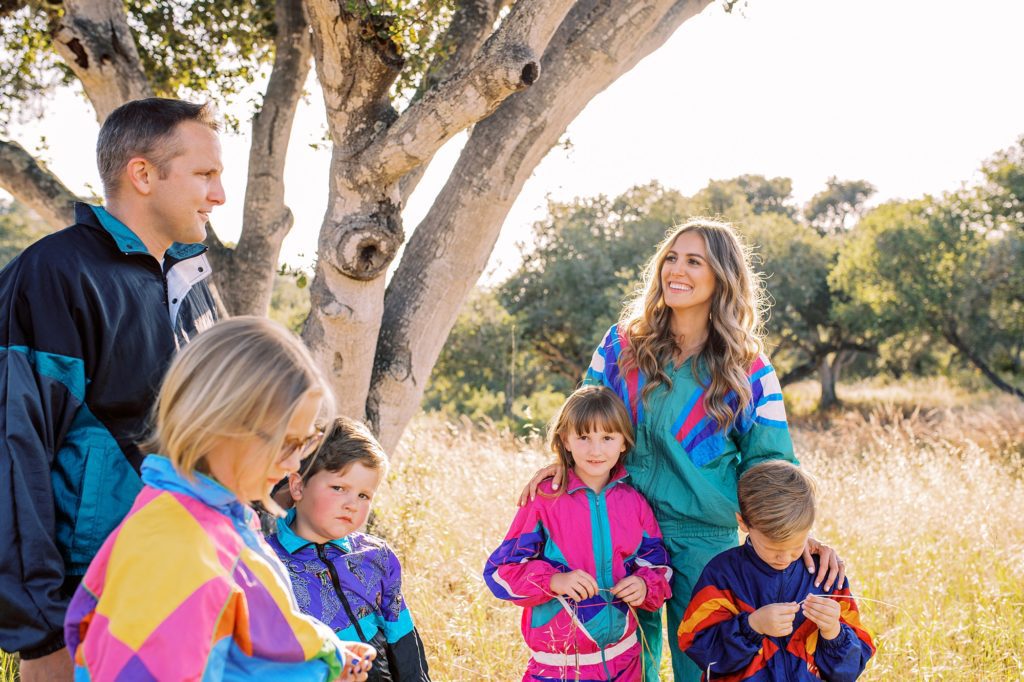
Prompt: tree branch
<box><xmin>52</xmin><ymin>0</ymin><xmax>153</xmax><ymax>121</ymax></box>
<box><xmin>210</xmin><ymin>0</ymin><xmax>312</xmax><ymax>315</ymax></box>
<box><xmin>0</xmin><ymin>138</ymin><xmax>80</xmax><ymax>229</ymax></box>
<box><xmin>368</xmin><ymin>0</ymin><xmax>715</xmax><ymax>449</ymax></box>
<box><xmin>399</xmin><ymin>0</ymin><xmax>510</xmax><ymax>204</ymax></box>
<box><xmin>360</xmin><ymin>0</ymin><xmax>577</xmax><ymax>185</ymax></box>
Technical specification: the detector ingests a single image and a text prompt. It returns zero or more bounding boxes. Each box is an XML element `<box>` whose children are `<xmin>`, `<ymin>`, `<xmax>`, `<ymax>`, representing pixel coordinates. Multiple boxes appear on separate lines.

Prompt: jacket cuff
<box><xmin>819</xmin><ymin>624</ymin><xmax>853</xmax><ymax>652</ymax></box>
<box><xmin>737</xmin><ymin>613</ymin><xmax>763</xmax><ymax>646</ymax></box>
<box><xmin>19</xmin><ymin>632</ymin><xmax>66</xmax><ymax>660</ymax></box>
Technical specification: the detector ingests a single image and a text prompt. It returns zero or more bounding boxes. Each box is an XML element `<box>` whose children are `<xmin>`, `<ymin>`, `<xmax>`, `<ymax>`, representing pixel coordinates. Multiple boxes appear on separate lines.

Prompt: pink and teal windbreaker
<box><xmin>484</xmin><ymin>466</ymin><xmax>672</xmax><ymax>681</ymax></box>
<box><xmin>64</xmin><ymin>455</ymin><xmax>350</xmax><ymax>681</ymax></box>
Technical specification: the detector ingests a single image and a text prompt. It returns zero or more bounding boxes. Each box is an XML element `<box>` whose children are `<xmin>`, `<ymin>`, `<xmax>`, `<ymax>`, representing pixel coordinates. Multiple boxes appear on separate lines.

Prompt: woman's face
<box><xmin>660</xmin><ymin>231</ymin><xmax>716</xmax><ymax>315</ymax></box>
<box><xmin>205</xmin><ymin>390</ymin><xmax>323</xmax><ymax>502</ymax></box>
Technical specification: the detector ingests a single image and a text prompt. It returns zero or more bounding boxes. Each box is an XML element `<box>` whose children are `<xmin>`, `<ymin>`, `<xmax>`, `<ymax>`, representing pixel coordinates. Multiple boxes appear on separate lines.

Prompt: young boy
<box><xmin>266</xmin><ymin>417</ymin><xmax>431</xmax><ymax>682</ymax></box>
<box><xmin>677</xmin><ymin>461</ymin><xmax>875</xmax><ymax>681</ymax></box>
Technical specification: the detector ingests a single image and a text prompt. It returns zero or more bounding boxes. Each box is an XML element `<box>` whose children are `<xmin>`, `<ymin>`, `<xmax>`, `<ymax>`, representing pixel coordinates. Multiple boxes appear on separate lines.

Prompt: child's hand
<box><xmin>609</xmin><ymin>575</ymin><xmax>647</xmax><ymax>607</ymax></box>
<box><xmin>748</xmin><ymin>602</ymin><xmax>799</xmax><ymax>637</ymax></box>
<box><xmin>801</xmin><ymin>594</ymin><xmax>842</xmax><ymax>640</ymax></box>
<box><xmin>550</xmin><ymin>569</ymin><xmax>598</xmax><ymax>601</ymax></box>
<box><xmin>337</xmin><ymin>643</ymin><xmax>376</xmax><ymax>682</ymax></box>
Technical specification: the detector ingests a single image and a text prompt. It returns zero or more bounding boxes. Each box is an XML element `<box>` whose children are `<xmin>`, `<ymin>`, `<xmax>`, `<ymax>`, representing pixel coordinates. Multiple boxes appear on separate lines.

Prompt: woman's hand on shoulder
<box><xmin>802</xmin><ymin>536</ymin><xmax>845</xmax><ymax>591</ymax></box>
<box><xmin>517</xmin><ymin>463</ymin><xmax>565</xmax><ymax>506</ymax></box>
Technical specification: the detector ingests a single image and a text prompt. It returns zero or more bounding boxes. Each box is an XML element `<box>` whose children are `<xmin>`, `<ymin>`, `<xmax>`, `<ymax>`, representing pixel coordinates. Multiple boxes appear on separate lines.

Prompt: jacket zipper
<box><xmin>315</xmin><ymin>543</ymin><xmax>369</xmax><ymax>643</ymax></box>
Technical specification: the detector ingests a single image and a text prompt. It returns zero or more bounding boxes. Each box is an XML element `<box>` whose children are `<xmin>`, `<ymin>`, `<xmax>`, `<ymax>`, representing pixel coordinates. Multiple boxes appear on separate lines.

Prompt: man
<box><xmin>0</xmin><ymin>98</ymin><xmax>225</xmax><ymax>679</ymax></box>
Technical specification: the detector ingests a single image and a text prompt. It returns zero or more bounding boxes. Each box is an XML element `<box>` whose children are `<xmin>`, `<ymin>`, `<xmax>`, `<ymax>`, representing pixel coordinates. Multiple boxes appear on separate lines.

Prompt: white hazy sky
<box><xmin>4</xmin><ymin>0</ymin><xmax>1023</xmax><ymax>281</ymax></box>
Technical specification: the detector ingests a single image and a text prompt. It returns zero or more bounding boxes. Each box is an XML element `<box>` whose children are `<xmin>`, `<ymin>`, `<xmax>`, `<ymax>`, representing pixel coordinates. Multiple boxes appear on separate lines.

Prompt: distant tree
<box><xmin>805</xmin><ymin>177</ymin><xmax>876</xmax><ymax>235</ymax></box>
<box><xmin>499</xmin><ymin>183</ymin><xmax>693</xmax><ymax>383</ymax></box>
<box><xmin>694</xmin><ymin>174</ymin><xmax>796</xmax><ymax>220</ymax></box>
<box><xmin>0</xmin><ymin>198</ymin><xmax>48</xmax><ymax>268</ymax></box>
<box><xmin>832</xmin><ymin>197</ymin><xmax>1023</xmax><ymax>399</ymax></box>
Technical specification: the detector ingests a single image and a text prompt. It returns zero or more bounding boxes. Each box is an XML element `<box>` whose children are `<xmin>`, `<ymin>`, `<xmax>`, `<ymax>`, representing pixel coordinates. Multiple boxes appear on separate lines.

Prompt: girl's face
<box><xmin>660</xmin><ymin>231</ymin><xmax>716</xmax><ymax>316</ymax></box>
<box><xmin>562</xmin><ymin>425</ymin><xmax>627</xmax><ymax>491</ymax></box>
<box><xmin>205</xmin><ymin>390</ymin><xmax>323</xmax><ymax>502</ymax></box>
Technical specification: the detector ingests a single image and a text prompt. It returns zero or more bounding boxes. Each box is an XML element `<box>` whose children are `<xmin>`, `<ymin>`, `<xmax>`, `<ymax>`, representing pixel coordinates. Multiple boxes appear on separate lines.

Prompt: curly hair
<box><xmin>620</xmin><ymin>218</ymin><xmax>766</xmax><ymax>430</ymax></box>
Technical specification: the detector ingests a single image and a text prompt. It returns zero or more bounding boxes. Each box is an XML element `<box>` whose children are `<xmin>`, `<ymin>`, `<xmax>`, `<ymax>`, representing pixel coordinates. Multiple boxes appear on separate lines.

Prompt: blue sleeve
<box><xmin>0</xmin><ymin>256</ymin><xmax>85</xmax><ymax>657</ymax></box>
<box><xmin>815</xmin><ymin>623</ymin><xmax>873</xmax><ymax>681</ymax></box>
<box><xmin>682</xmin><ymin>609</ymin><xmax>763</xmax><ymax>675</ymax></box>
<box><xmin>380</xmin><ymin>545</ymin><xmax>430</xmax><ymax>681</ymax></box>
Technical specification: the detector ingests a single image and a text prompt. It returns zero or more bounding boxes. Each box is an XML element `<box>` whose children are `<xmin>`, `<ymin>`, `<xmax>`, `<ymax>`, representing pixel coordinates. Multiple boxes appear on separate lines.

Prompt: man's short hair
<box><xmin>301</xmin><ymin>416</ymin><xmax>389</xmax><ymax>482</ymax></box>
<box><xmin>738</xmin><ymin>460</ymin><xmax>817</xmax><ymax>541</ymax></box>
<box><xmin>97</xmin><ymin>98</ymin><xmax>220</xmax><ymax>196</ymax></box>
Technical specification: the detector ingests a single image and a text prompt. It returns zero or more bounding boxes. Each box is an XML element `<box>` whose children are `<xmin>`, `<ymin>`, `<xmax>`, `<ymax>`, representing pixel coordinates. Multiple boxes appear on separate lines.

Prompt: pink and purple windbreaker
<box><xmin>484</xmin><ymin>466</ymin><xmax>672</xmax><ymax>681</ymax></box>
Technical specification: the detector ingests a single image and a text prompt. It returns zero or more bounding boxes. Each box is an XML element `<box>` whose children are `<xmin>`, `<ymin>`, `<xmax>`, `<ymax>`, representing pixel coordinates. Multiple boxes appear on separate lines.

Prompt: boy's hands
<box><xmin>802</xmin><ymin>594</ymin><xmax>842</xmax><ymax>640</ymax></box>
<box><xmin>609</xmin><ymin>575</ymin><xmax>647</xmax><ymax>607</ymax></box>
<box><xmin>550</xmin><ymin>569</ymin><xmax>598</xmax><ymax>601</ymax></box>
<box><xmin>518</xmin><ymin>464</ymin><xmax>565</xmax><ymax>505</ymax></box>
<box><xmin>337</xmin><ymin>643</ymin><xmax>376</xmax><ymax>682</ymax></box>
<box><xmin>748</xmin><ymin>602</ymin><xmax>799</xmax><ymax>637</ymax></box>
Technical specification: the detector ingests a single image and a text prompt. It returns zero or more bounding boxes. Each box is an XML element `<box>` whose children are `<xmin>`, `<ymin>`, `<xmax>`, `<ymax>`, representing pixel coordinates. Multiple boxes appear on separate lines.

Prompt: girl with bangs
<box><xmin>522</xmin><ymin>219</ymin><xmax>846</xmax><ymax>681</ymax></box>
<box><xmin>486</xmin><ymin>385</ymin><xmax>672</xmax><ymax>681</ymax></box>
<box><xmin>63</xmin><ymin>317</ymin><xmax>374</xmax><ymax>681</ymax></box>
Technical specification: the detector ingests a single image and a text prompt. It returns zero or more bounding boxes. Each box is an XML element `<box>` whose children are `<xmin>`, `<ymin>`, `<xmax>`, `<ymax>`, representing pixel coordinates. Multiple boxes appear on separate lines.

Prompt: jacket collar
<box><xmin>564</xmin><ymin>463</ymin><xmax>630</xmax><ymax>494</ymax></box>
<box><xmin>274</xmin><ymin>508</ymin><xmax>352</xmax><ymax>554</ymax></box>
<box><xmin>140</xmin><ymin>454</ymin><xmax>250</xmax><ymax>525</ymax></box>
<box><xmin>79</xmin><ymin>203</ymin><xmax>207</xmax><ymax>261</ymax></box>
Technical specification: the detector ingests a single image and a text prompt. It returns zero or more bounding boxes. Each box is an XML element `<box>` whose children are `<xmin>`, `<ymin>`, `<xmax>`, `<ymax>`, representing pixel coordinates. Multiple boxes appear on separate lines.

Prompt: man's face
<box><xmin>149</xmin><ymin>120</ymin><xmax>225</xmax><ymax>247</ymax></box>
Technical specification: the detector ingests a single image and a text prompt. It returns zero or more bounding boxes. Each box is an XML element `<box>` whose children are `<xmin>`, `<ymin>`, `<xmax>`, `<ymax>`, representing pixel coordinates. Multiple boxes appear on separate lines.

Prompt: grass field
<box><xmin>3</xmin><ymin>378</ymin><xmax>1022</xmax><ymax>680</ymax></box>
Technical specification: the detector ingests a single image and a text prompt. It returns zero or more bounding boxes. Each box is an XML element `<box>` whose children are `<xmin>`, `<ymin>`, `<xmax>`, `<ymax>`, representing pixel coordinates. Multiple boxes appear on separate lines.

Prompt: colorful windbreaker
<box><xmin>64</xmin><ymin>456</ymin><xmax>349</xmax><ymax>681</ymax></box>
<box><xmin>267</xmin><ymin>511</ymin><xmax>431</xmax><ymax>681</ymax></box>
<box><xmin>584</xmin><ymin>324</ymin><xmax>796</xmax><ymax>534</ymax></box>
<box><xmin>677</xmin><ymin>541</ymin><xmax>875</xmax><ymax>681</ymax></box>
<box><xmin>484</xmin><ymin>466</ymin><xmax>672</xmax><ymax>681</ymax></box>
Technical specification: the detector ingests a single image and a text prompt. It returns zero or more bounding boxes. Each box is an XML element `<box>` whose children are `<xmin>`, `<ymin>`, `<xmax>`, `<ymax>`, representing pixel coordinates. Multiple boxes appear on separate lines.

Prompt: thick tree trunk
<box><xmin>52</xmin><ymin>0</ymin><xmax>153</xmax><ymax>121</ymax></box>
<box><xmin>304</xmin><ymin>0</ymin><xmax>577</xmax><ymax>419</ymax></box>
<box><xmin>369</xmin><ymin>0</ymin><xmax>714</xmax><ymax>450</ymax></box>
<box><xmin>817</xmin><ymin>354</ymin><xmax>839</xmax><ymax>411</ymax></box>
<box><xmin>0</xmin><ymin>139</ymin><xmax>80</xmax><ymax>229</ymax></box>
<box><xmin>209</xmin><ymin>0</ymin><xmax>312</xmax><ymax>316</ymax></box>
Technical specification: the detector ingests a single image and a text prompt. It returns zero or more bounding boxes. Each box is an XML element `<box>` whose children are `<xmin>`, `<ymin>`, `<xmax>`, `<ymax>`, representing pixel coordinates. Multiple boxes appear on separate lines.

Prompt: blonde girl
<box><xmin>523</xmin><ymin>219</ymin><xmax>844</xmax><ymax>682</ymax></box>
<box><xmin>64</xmin><ymin>317</ymin><xmax>374</xmax><ymax>681</ymax></box>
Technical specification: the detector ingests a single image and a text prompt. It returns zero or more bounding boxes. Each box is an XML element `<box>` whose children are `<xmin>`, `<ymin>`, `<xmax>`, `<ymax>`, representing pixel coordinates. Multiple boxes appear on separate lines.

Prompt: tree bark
<box><xmin>0</xmin><ymin>139</ymin><xmax>80</xmax><ymax>229</ymax></box>
<box><xmin>817</xmin><ymin>354</ymin><xmax>839</xmax><ymax>411</ymax></box>
<box><xmin>303</xmin><ymin>0</ymin><xmax>577</xmax><ymax>419</ymax></box>
<box><xmin>369</xmin><ymin>0</ymin><xmax>714</xmax><ymax>450</ymax></box>
<box><xmin>209</xmin><ymin>0</ymin><xmax>312</xmax><ymax>316</ymax></box>
<box><xmin>52</xmin><ymin>0</ymin><xmax>153</xmax><ymax>121</ymax></box>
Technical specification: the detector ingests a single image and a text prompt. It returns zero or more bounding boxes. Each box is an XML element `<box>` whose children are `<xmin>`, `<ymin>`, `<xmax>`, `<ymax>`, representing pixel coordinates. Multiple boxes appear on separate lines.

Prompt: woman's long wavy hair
<box><xmin>620</xmin><ymin>218</ymin><xmax>766</xmax><ymax>430</ymax></box>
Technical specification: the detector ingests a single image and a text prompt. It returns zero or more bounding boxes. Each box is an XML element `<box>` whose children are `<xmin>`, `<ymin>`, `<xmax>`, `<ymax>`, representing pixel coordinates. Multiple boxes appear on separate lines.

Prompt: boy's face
<box><xmin>737</xmin><ymin>514</ymin><xmax>810</xmax><ymax>571</ymax></box>
<box><xmin>289</xmin><ymin>463</ymin><xmax>382</xmax><ymax>544</ymax></box>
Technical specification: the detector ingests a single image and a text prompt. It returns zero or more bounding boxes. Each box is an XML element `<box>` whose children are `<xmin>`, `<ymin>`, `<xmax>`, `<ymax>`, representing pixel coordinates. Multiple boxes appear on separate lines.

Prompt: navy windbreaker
<box><xmin>0</xmin><ymin>203</ymin><xmax>218</xmax><ymax>657</ymax></box>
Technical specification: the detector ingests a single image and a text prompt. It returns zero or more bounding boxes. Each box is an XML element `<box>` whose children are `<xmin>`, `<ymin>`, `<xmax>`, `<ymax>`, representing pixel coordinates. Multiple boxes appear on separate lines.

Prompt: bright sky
<box><xmin>4</xmin><ymin>0</ymin><xmax>1023</xmax><ymax>282</ymax></box>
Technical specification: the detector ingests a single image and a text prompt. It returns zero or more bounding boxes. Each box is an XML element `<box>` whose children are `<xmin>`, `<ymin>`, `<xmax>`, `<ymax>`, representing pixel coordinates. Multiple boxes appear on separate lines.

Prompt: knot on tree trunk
<box><xmin>329</xmin><ymin>199</ymin><xmax>404</xmax><ymax>281</ymax></box>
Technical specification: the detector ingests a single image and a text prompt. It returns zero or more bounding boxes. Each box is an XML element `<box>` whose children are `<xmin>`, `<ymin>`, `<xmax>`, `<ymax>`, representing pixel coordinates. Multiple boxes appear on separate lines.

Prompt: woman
<box><xmin>522</xmin><ymin>219</ymin><xmax>844</xmax><ymax>682</ymax></box>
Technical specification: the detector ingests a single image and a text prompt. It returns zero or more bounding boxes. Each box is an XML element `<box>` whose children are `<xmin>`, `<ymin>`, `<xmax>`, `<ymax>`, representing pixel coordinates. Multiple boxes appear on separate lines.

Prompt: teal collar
<box><xmin>274</xmin><ymin>508</ymin><xmax>353</xmax><ymax>554</ymax></box>
<box><xmin>140</xmin><ymin>454</ymin><xmax>249</xmax><ymax>525</ymax></box>
<box><xmin>90</xmin><ymin>205</ymin><xmax>206</xmax><ymax>260</ymax></box>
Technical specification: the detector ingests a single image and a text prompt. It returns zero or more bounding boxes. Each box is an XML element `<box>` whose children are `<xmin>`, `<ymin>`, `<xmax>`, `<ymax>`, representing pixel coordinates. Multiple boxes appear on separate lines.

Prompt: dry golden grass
<box><xmin>3</xmin><ymin>379</ymin><xmax>1022</xmax><ymax>681</ymax></box>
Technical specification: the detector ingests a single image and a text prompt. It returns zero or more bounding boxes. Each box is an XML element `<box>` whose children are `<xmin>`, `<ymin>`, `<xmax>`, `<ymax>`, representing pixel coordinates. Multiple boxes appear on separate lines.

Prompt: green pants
<box><xmin>638</xmin><ymin>526</ymin><xmax>738</xmax><ymax>682</ymax></box>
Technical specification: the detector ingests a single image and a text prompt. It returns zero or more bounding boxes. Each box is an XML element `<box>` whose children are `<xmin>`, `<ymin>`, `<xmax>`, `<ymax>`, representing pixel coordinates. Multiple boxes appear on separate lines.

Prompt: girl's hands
<box><xmin>337</xmin><ymin>643</ymin><xmax>376</xmax><ymax>682</ymax></box>
<box><xmin>517</xmin><ymin>463</ymin><xmax>565</xmax><ymax>506</ymax></box>
<box><xmin>802</xmin><ymin>594</ymin><xmax>842</xmax><ymax>640</ymax></box>
<box><xmin>550</xmin><ymin>570</ymin><xmax>598</xmax><ymax>601</ymax></box>
<box><xmin>801</xmin><ymin>536</ymin><xmax>846</xmax><ymax>591</ymax></box>
<box><xmin>747</xmin><ymin>602</ymin><xmax>799</xmax><ymax>637</ymax></box>
<box><xmin>609</xmin><ymin>575</ymin><xmax>647</xmax><ymax>607</ymax></box>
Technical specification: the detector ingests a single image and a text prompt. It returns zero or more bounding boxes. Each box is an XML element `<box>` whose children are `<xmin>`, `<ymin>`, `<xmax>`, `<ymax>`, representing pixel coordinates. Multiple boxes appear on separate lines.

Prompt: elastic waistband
<box><xmin>657</xmin><ymin>520</ymin><xmax>737</xmax><ymax>538</ymax></box>
<box><xmin>531</xmin><ymin>631</ymin><xmax>637</xmax><ymax>668</ymax></box>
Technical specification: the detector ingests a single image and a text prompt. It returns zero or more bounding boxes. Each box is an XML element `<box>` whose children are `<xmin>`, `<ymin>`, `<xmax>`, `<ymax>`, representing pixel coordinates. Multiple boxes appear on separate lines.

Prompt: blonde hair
<box><xmin>621</xmin><ymin>218</ymin><xmax>766</xmax><ymax>430</ymax></box>
<box><xmin>737</xmin><ymin>461</ymin><xmax>816</xmax><ymax>541</ymax></box>
<box><xmin>148</xmin><ymin>316</ymin><xmax>335</xmax><ymax>512</ymax></box>
<box><xmin>549</xmin><ymin>386</ymin><xmax>635</xmax><ymax>473</ymax></box>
